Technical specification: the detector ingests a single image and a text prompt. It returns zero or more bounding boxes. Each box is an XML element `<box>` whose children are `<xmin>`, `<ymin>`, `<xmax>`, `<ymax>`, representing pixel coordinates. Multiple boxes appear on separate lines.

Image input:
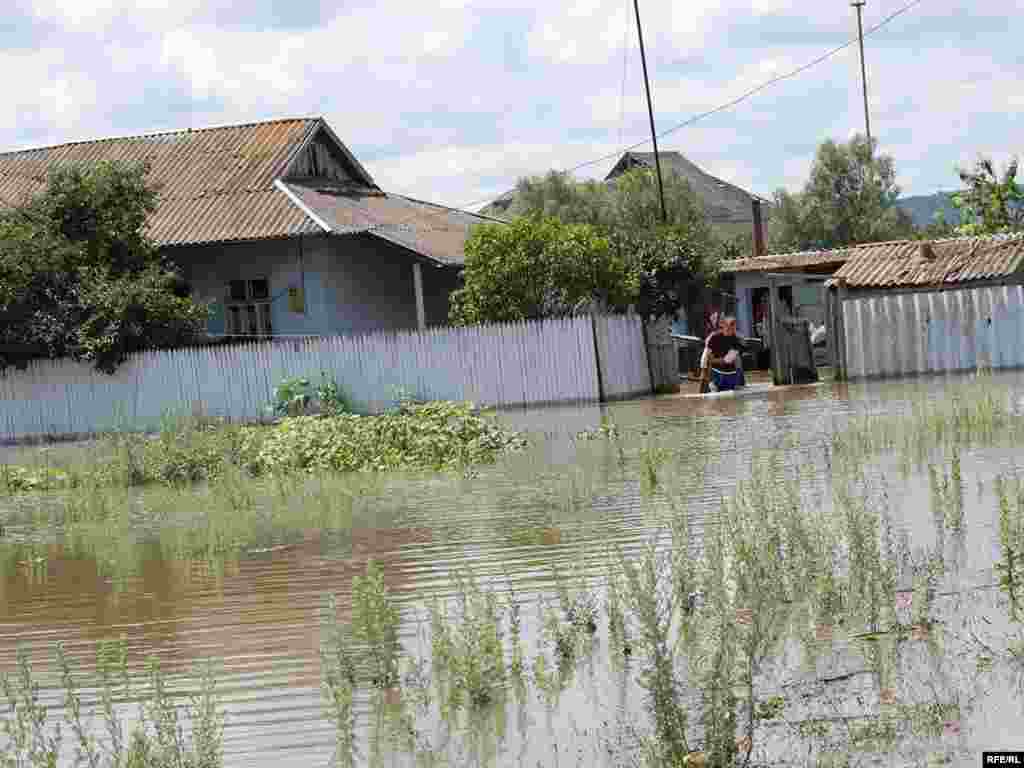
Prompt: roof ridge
<box><xmin>0</xmin><ymin>116</ymin><xmax>321</xmax><ymax>158</ymax></box>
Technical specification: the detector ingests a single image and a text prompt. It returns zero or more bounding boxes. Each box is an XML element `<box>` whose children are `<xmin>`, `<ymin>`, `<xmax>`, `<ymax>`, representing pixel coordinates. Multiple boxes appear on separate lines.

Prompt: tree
<box><xmin>481</xmin><ymin>167</ymin><xmax>722</xmax><ymax>322</ymax></box>
<box><xmin>951</xmin><ymin>157</ymin><xmax>1024</xmax><ymax>236</ymax></box>
<box><xmin>0</xmin><ymin>161</ymin><xmax>209</xmax><ymax>373</ymax></box>
<box><xmin>449</xmin><ymin>216</ymin><xmax>635</xmax><ymax>325</ymax></box>
<box><xmin>768</xmin><ymin>135</ymin><xmax>915</xmax><ymax>252</ymax></box>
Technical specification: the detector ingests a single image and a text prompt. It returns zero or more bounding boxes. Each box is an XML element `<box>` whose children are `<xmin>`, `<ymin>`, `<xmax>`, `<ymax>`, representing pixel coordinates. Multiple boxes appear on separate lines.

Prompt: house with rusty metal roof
<box><xmin>0</xmin><ymin>116</ymin><xmax>497</xmax><ymax>339</ymax></box>
<box><xmin>822</xmin><ymin>233</ymin><xmax>1024</xmax><ymax>380</ymax></box>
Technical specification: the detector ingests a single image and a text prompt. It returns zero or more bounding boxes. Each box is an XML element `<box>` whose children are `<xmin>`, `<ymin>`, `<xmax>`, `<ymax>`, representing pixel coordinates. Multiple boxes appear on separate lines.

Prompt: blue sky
<box><xmin>2</xmin><ymin>0</ymin><xmax>1021</xmax><ymax>211</ymax></box>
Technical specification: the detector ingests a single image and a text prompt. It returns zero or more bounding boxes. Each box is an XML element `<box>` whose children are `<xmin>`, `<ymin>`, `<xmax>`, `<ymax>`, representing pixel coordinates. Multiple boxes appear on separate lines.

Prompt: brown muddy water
<box><xmin>2</xmin><ymin>371</ymin><xmax>1024</xmax><ymax>766</ymax></box>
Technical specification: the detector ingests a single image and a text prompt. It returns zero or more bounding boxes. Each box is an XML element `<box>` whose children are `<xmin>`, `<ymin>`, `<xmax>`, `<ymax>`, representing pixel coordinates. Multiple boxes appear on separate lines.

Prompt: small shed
<box><xmin>825</xmin><ymin>233</ymin><xmax>1024</xmax><ymax>379</ymax></box>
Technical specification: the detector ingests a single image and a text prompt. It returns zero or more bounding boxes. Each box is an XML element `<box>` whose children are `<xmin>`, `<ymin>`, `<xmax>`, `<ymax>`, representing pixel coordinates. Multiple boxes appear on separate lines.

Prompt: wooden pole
<box><xmin>591</xmin><ymin>313</ymin><xmax>606</xmax><ymax>403</ymax></box>
<box><xmin>633</xmin><ymin>0</ymin><xmax>667</xmax><ymax>224</ymax></box>
<box><xmin>768</xmin><ymin>278</ymin><xmax>783</xmax><ymax>385</ymax></box>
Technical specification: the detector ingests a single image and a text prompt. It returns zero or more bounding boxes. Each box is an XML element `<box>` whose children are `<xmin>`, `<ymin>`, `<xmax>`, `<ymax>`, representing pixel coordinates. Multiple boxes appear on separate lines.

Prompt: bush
<box><xmin>255</xmin><ymin>401</ymin><xmax>527</xmax><ymax>474</ymax></box>
<box><xmin>268</xmin><ymin>373</ymin><xmax>351</xmax><ymax>418</ymax></box>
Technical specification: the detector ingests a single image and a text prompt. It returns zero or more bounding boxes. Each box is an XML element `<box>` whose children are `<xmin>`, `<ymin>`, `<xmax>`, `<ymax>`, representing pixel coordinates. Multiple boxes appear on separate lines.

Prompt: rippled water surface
<box><xmin>2</xmin><ymin>370</ymin><xmax>1024</xmax><ymax>766</ymax></box>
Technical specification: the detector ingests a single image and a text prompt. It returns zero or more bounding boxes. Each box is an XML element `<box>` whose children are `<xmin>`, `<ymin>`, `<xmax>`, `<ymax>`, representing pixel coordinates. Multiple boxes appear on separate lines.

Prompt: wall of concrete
<box><xmin>169</xmin><ymin>236</ymin><xmax>332</xmax><ymax>337</ymax></box>
<box><xmin>169</xmin><ymin>235</ymin><xmax>463</xmax><ymax>337</ymax></box>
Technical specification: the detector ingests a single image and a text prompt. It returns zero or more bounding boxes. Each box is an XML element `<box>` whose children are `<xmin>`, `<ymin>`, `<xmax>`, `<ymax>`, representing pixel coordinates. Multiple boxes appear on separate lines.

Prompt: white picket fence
<box><xmin>0</xmin><ymin>314</ymin><xmax>653</xmax><ymax>441</ymax></box>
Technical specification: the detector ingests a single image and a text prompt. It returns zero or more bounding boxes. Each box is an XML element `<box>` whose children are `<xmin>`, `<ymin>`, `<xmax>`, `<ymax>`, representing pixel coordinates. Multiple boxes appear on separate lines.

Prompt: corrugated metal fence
<box><xmin>0</xmin><ymin>314</ymin><xmax>652</xmax><ymax>441</ymax></box>
<box><xmin>840</xmin><ymin>285</ymin><xmax>1024</xmax><ymax>379</ymax></box>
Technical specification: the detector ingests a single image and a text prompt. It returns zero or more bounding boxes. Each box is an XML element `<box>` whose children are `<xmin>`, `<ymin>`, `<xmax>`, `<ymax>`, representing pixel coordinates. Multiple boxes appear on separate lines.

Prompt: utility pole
<box><xmin>633</xmin><ymin>0</ymin><xmax>667</xmax><ymax>224</ymax></box>
<box><xmin>851</xmin><ymin>0</ymin><xmax>872</xmax><ymax>152</ymax></box>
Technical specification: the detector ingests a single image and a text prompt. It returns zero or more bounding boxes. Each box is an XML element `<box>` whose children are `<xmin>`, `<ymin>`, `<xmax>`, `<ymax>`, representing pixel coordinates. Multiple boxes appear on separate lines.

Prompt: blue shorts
<box><xmin>711</xmin><ymin>368</ymin><xmax>745</xmax><ymax>391</ymax></box>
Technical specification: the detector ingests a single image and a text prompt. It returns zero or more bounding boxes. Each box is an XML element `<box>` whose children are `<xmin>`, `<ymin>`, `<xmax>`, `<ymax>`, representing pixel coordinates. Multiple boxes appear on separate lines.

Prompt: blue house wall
<box><xmin>168</xmin><ymin>234</ymin><xmax>460</xmax><ymax>338</ymax></box>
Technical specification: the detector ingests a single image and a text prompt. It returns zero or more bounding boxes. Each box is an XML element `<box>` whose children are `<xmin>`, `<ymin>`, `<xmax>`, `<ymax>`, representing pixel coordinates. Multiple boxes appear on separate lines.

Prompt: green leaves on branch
<box><xmin>0</xmin><ymin>161</ymin><xmax>209</xmax><ymax>374</ymax></box>
<box><xmin>451</xmin><ymin>167</ymin><xmax>723</xmax><ymax>325</ymax></box>
<box><xmin>951</xmin><ymin>156</ymin><xmax>1024</xmax><ymax>237</ymax></box>
<box><xmin>768</xmin><ymin>134</ymin><xmax>916</xmax><ymax>252</ymax></box>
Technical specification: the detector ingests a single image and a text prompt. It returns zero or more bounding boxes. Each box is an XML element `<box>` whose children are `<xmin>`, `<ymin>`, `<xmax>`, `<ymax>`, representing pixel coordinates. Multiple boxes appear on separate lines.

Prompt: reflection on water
<box><xmin>1</xmin><ymin>370</ymin><xmax>1024</xmax><ymax>765</ymax></box>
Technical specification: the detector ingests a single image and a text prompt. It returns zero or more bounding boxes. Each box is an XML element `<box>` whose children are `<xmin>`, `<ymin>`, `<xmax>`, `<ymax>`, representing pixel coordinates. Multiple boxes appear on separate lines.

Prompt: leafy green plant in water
<box><xmin>256</xmin><ymin>401</ymin><xmax>527</xmax><ymax>476</ymax></box>
<box><xmin>320</xmin><ymin>594</ymin><xmax>358</xmax><ymax>768</ymax></box>
<box><xmin>428</xmin><ymin>572</ymin><xmax>507</xmax><ymax>716</ymax></box>
<box><xmin>995</xmin><ymin>474</ymin><xmax>1024</xmax><ymax>621</ymax></box>
<box><xmin>352</xmin><ymin>559</ymin><xmax>402</xmax><ymax>689</ymax></box>
<box><xmin>1</xmin><ymin>639</ymin><xmax>224</xmax><ymax>768</ymax></box>
<box><xmin>268</xmin><ymin>373</ymin><xmax>351</xmax><ymax>419</ymax></box>
<box><xmin>617</xmin><ymin>542</ymin><xmax>689</xmax><ymax>767</ymax></box>
<box><xmin>928</xmin><ymin>450</ymin><xmax>964</xmax><ymax>533</ymax></box>
<box><xmin>639</xmin><ymin>443</ymin><xmax>670</xmax><ymax>496</ymax></box>
<box><xmin>1</xmin><ymin>646</ymin><xmax>61</xmax><ymax>768</ymax></box>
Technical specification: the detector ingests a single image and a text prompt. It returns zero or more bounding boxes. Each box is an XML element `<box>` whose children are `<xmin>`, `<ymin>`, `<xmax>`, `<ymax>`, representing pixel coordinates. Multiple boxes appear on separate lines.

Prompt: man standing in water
<box><xmin>699</xmin><ymin>315</ymin><xmax>745</xmax><ymax>393</ymax></box>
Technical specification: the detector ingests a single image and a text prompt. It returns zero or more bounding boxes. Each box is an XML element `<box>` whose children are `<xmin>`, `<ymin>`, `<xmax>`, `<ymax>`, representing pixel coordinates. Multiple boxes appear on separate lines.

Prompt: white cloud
<box><xmin>3</xmin><ymin>0</ymin><xmax>1023</xmax><ymax>208</ymax></box>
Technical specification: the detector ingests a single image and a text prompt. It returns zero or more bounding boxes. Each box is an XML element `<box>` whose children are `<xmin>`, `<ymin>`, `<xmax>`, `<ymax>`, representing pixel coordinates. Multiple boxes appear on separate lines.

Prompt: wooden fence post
<box><xmin>591</xmin><ymin>313</ymin><xmax>606</xmax><ymax>403</ymax></box>
<box><xmin>768</xmin><ymin>277</ymin><xmax>784</xmax><ymax>385</ymax></box>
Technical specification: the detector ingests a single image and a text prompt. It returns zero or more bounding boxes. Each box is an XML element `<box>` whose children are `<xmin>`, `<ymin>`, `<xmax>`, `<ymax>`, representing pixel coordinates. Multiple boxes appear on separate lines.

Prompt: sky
<box><xmin>2</xmin><ymin>0</ymin><xmax>1022</xmax><ymax>211</ymax></box>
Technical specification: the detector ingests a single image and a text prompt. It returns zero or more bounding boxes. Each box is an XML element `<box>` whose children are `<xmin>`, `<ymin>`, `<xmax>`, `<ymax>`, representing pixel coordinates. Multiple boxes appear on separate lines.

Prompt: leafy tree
<box><xmin>449</xmin><ymin>217</ymin><xmax>634</xmax><ymax>325</ymax></box>
<box><xmin>474</xmin><ymin>167</ymin><xmax>722</xmax><ymax>322</ymax></box>
<box><xmin>768</xmin><ymin>135</ymin><xmax>915</xmax><ymax>252</ymax></box>
<box><xmin>0</xmin><ymin>161</ymin><xmax>209</xmax><ymax>373</ymax></box>
<box><xmin>951</xmin><ymin>157</ymin><xmax>1024</xmax><ymax>236</ymax></box>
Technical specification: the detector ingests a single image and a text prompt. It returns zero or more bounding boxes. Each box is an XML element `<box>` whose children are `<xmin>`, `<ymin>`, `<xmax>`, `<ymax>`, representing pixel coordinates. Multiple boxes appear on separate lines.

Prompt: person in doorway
<box><xmin>699</xmin><ymin>315</ymin><xmax>746</xmax><ymax>393</ymax></box>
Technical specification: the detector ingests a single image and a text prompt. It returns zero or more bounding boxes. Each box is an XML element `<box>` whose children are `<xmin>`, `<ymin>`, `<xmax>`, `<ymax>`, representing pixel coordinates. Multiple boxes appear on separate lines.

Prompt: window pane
<box><xmin>228</xmin><ymin>280</ymin><xmax>247</xmax><ymax>302</ymax></box>
<box><xmin>247</xmin><ymin>304</ymin><xmax>258</xmax><ymax>334</ymax></box>
<box><xmin>249</xmin><ymin>278</ymin><xmax>269</xmax><ymax>300</ymax></box>
<box><xmin>228</xmin><ymin>306</ymin><xmax>241</xmax><ymax>335</ymax></box>
<box><xmin>259</xmin><ymin>304</ymin><xmax>273</xmax><ymax>335</ymax></box>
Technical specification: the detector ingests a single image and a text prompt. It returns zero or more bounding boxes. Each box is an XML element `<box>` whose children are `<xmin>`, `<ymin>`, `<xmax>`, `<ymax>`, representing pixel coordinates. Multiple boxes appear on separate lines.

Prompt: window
<box><xmin>224</xmin><ymin>278</ymin><xmax>272</xmax><ymax>336</ymax></box>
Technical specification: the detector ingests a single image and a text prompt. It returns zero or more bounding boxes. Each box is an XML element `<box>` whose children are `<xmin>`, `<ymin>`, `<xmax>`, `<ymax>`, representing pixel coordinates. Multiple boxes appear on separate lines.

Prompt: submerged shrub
<box><xmin>255</xmin><ymin>401</ymin><xmax>527</xmax><ymax>475</ymax></box>
<box><xmin>1</xmin><ymin>400</ymin><xmax>524</xmax><ymax>495</ymax></box>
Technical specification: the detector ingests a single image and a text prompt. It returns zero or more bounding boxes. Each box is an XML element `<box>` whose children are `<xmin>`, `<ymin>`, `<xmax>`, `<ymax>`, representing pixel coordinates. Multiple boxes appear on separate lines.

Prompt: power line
<box><xmin>373</xmin><ymin>0</ymin><xmax>924</xmax><ymax>225</ymax></box>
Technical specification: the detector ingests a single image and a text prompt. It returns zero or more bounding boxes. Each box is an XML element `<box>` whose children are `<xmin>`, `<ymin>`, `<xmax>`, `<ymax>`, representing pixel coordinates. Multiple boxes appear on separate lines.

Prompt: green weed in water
<box><xmin>995</xmin><ymin>473</ymin><xmax>1024</xmax><ymax>621</ymax></box>
<box><xmin>351</xmin><ymin>560</ymin><xmax>402</xmax><ymax>689</ymax></box>
<box><xmin>0</xmin><ymin>639</ymin><xmax>224</xmax><ymax>768</ymax></box>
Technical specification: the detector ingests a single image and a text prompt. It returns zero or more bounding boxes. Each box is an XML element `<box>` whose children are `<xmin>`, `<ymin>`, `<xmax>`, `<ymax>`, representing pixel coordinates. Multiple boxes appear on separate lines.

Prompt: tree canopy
<box><xmin>453</xmin><ymin>167</ymin><xmax>723</xmax><ymax>325</ymax></box>
<box><xmin>768</xmin><ymin>135</ymin><xmax>916</xmax><ymax>252</ymax></box>
<box><xmin>0</xmin><ymin>161</ymin><xmax>209</xmax><ymax>373</ymax></box>
<box><xmin>950</xmin><ymin>156</ymin><xmax>1024</xmax><ymax>236</ymax></box>
<box><xmin>449</xmin><ymin>216</ymin><xmax>634</xmax><ymax>325</ymax></box>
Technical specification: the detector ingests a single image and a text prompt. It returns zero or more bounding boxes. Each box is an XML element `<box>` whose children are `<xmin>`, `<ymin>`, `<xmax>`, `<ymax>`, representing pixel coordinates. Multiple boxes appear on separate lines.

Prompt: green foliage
<box><xmin>449</xmin><ymin>216</ymin><xmax>633</xmax><ymax>325</ymax></box>
<box><xmin>951</xmin><ymin>156</ymin><xmax>1024</xmax><ymax>236</ymax></box>
<box><xmin>268</xmin><ymin>373</ymin><xmax>351</xmax><ymax>418</ymax></box>
<box><xmin>428</xmin><ymin>572</ymin><xmax>507</xmax><ymax>714</ymax></box>
<box><xmin>255</xmin><ymin>401</ymin><xmax>527</xmax><ymax>475</ymax></box>
<box><xmin>320</xmin><ymin>595</ymin><xmax>358</xmax><ymax>768</ymax></box>
<box><xmin>351</xmin><ymin>560</ymin><xmax>403</xmax><ymax>688</ymax></box>
<box><xmin>0</xmin><ymin>161</ymin><xmax>209</xmax><ymax>374</ymax></box>
<box><xmin>1</xmin><ymin>401</ymin><xmax>524</xmax><ymax>496</ymax></box>
<box><xmin>768</xmin><ymin>135</ymin><xmax>916</xmax><ymax>251</ymax></box>
<box><xmin>0</xmin><ymin>640</ymin><xmax>224</xmax><ymax>768</ymax></box>
<box><xmin>455</xmin><ymin>167</ymin><xmax>722</xmax><ymax>324</ymax></box>
<box><xmin>995</xmin><ymin>474</ymin><xmax>1024</xmax><ymax>621</ymax></box>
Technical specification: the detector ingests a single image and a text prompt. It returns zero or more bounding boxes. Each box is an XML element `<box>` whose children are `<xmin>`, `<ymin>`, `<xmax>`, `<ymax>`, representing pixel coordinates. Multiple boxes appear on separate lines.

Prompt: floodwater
<box><xmin>2</xmin><ymin>370</ymin><xmax>1024</xmax><ymax>766</ymax></box>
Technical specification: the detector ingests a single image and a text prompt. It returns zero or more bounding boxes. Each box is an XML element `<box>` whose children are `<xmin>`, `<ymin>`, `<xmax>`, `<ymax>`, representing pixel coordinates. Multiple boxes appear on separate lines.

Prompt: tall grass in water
<box><xmin>0</xmin><ymin>639</ymin><xmax>223</xmax><ymax>768</ymax></box>
<box><xmin>607</xmin><ymin>448</ymin><xmax>918</xmax><ymax>766</ymax></box>
<box><xmin>831</xmin><ymin>376</ymin><xmax>1024</xmax><ymax>475</ymax></box>
<box><xmin>995</xmin><ymin>474</ymin><xmax>1024</xmax><ymax>622</ymax></box>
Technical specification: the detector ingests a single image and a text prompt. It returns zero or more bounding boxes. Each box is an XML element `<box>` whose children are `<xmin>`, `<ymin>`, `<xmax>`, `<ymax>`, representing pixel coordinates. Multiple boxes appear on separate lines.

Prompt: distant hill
<box><xmin>895</xmin><ymin>192</ymin><xmax>961</xmax><ymax>229</ymax></box>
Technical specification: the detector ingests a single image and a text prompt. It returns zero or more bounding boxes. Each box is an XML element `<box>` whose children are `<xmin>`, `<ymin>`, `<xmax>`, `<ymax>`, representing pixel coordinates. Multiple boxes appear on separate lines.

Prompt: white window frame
<box><xmin>224</xmin><ymin>277</ymin><xmax>273</xmax><ymax>337</ymax></box>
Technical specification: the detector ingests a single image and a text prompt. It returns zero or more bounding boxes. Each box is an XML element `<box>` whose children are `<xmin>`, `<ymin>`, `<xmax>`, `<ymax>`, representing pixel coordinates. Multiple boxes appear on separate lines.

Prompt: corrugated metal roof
<box><xmin>833</xmin><ymin>233</ymin><xmax>1024</xmax><ymax>288</ymax></box>
<box><xmin>0</xmin><ymin>118</ymin><xmax>322</xmax><ymax>246</ymax></box>
<box><xmin>723</xmin><ymin>246</ymin><xmax>858</xmax><ymax>273</ymax></box>
<box><xmin>284</xmin><ymin>181</ymin><xmax>497</xmax><ymax>266</ymax></box>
